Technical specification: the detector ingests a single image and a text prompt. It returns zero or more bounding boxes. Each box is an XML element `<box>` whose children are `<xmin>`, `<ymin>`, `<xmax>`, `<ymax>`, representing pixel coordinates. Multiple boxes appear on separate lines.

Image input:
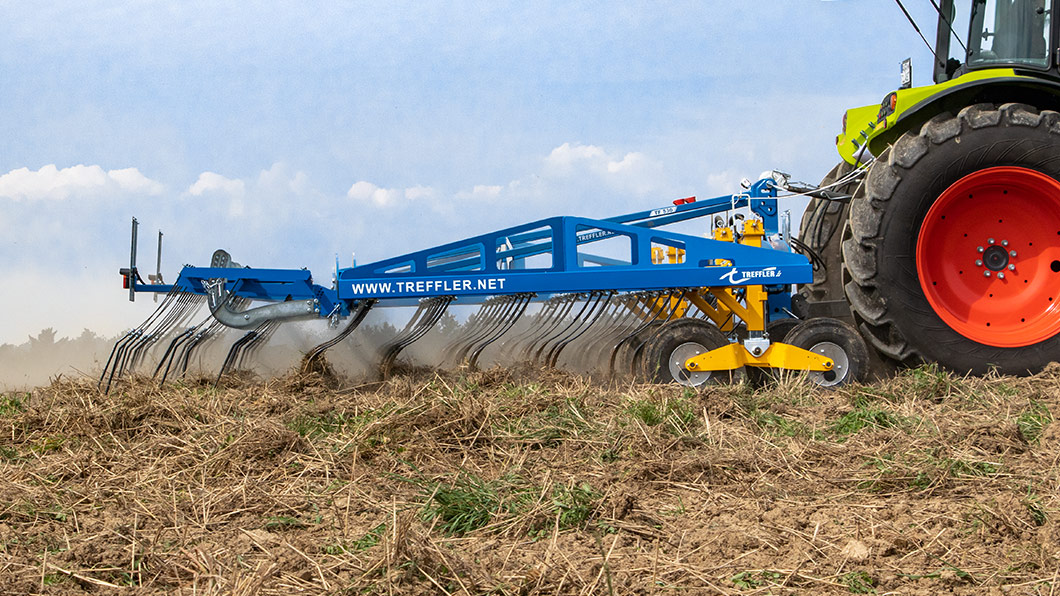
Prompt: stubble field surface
<box><xmin>2</xmin><ymin>363</ymin><xmax>1060</xmax><ymax>595</ymax></box>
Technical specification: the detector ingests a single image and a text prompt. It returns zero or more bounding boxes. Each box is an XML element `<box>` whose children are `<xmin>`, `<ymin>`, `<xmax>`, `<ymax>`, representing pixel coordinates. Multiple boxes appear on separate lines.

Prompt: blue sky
<box><xmin>0</xmin><ymin>1</ymin><xmax>943</xmax><ymax>344</ymax></box>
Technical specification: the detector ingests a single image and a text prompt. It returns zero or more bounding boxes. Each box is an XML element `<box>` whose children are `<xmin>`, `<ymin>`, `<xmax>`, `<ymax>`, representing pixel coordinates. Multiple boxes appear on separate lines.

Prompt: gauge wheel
<box><xmin>784</xmin><ymin>317</ymin><xmax>869</xmax><ymax>387</ymax></box>
<box><xmin>844</xmin><ymin>103</ymin><xmax>1060</xmax><ymax>375</ymax></box>
<box><xmin>638</xmin><ymin>318</ymin><xmax>745</xmax><ymax>386</ymax></box>
<box><xmin>766</xmin><ymin>317</ymin><xmax>801</xmax><ymax>343</ymax></box>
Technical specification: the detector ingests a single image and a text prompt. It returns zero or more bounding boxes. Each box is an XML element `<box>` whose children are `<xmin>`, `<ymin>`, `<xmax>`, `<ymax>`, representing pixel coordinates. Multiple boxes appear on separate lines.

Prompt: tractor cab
<box><xmin>935</xmin><ymin>0</ymin><xmax>1058</xmax><ymax>82</ymax></box>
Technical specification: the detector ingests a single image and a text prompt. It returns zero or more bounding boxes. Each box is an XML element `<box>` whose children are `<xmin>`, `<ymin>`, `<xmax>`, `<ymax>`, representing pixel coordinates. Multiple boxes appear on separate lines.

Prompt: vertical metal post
<box><xmin>155</xmin><ymin>230</ymin><xmax>163</xmax><ymax>282</ymax></box>
<box><xmin>129</xmin><ymin>217</ymin><xmax>139</xmax><ymax>302</ymax></box>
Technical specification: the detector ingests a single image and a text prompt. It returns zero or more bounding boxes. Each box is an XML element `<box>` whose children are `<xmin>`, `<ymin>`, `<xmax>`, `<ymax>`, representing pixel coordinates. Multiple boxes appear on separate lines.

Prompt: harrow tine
<box><xmin>521</xmin><ymin>294</ymin><xmax>580</xmax><ymax>361</ymax></box>
<box><xmin>379</xmin><ymin>296</ymin><xmax>453</xmax><ymax>376</ymax></box>
<box><xmin>100</xmin><ymin>289</ymin><xmax>178</xmax><ymax>390</ymax></box>
<box><xmin>301</xmin><ymin>300</ymin><xmax>376</xmax><ymax>373</ymax></box>
<box><xmin>101</xmin><ymin>289</ymin><xmax>199</xmax><ymax>393</ymax></box>
<box><xmin>119</xmin><ymin>292</ymin><xmax>201</xmax><ymax>376</ymax></box>
<box><xmin>152</xmin><ymin>327</ymin><xmax>196</xmax><ymax>379</ymax></box>
<box><xmin>466</xmin><ymin>293</ymin><xmax>534</xmax><ymax>368</ymax></box>
<box><xmin>215</xmin><ymin>317</ymin><xmax>282</xmax><ymax>384</ymax></box>
<box><xmin>569</xmin><ymin>294</ymin><xmax>640</xmax><ymax>372</ymax></box>
<box><xmin>171</xmin><ymin>320</ymin><xmax>226</xmax><ymax>381</ymax></box>
<box><xmin>451</xmin><ymin>296</ymin><xmax>522</xmax><ymax>365</ymax></box>
<box><xmin>606</xmin><ymin>290</ymin><xmax>680</xmax><ymax>376</ymax></box>
<box><xmin>532</xmin><ymin>293</ymin><xmax>596</xmax><ymax>365</ymax></box>
<box><xmin>444</xmin><ymin>298</ymin><xmax>506</xmax><ymax>363</ymax></box>
<box><xmin>544</xmin><ymin>291</ymin><xmax>613</xmax><ymax>368</ymax></box>
<box><xmin>495</xmin><ymin>298</ymin><xmax>561</xmax><ymax>361</ymax></box>
<box><xmin>234</xmin><ymin>319</ymin><xmax>279</xmax><ymax>370</ymax></box>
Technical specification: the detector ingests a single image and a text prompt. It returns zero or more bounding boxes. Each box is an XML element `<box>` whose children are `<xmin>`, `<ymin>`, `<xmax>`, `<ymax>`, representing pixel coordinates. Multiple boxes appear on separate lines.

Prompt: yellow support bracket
<box><xmin>684</xmin><ymin>342</ymin><xmax>834</xmax><ymax>372</ymax></box>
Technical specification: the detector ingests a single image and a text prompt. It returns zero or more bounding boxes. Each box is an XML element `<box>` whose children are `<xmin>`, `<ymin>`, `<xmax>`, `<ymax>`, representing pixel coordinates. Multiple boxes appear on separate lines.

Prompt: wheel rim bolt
<box><xmin>1008</xmin><ymin>264</ymin><xmax>1016</xmax><ymax>271</ymax></box>
<box><xmin>984</xmin><ymin>271</ymin><xmax>991</xmax><ymax>277</ymax></box>
<box><xmin>998</xmin><ymin>272</ymin><xmax>1006</xmax><ymax>279</ymax></box>
<box><xmin>1010</xmin><ymin>250</ymin><xmax>1018</xmax><ymax>257</ymax></box>
<box><xmin>1002</xmin><ymin>240</ymin><xmax>1009</xmax><ymax>247</ymax></box>
<box><xmin>976</xmin><ymin>259</ymin><xmax>984</xmax><ymax>267</ymax></box>
<box><xmin>978</xmin><ymin>246</ymin><xmax>985</xmax><ymax>253</ymax></box>
<box><xmin>988</xmin><ymin>238</ymin><xmax>995</xmax><ymax>245</ymax></box>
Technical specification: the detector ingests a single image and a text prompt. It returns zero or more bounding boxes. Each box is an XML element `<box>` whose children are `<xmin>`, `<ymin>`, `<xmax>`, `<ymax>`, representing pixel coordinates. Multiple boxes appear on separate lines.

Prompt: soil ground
<box><xmin>2</xmin><ymin>363</ymin><xmax>1059</xmax><ymax>594</ymax></box>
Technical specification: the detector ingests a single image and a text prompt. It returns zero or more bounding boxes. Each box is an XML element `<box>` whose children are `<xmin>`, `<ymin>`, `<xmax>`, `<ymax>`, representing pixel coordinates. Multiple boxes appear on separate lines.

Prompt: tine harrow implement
<box><xmin>110</xmin><ymin>174</ymin><xmax>872</xmax><ymax>390</ymax></box>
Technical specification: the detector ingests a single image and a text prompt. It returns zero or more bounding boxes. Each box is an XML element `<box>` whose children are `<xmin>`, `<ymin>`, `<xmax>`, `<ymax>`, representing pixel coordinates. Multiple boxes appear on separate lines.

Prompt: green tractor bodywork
<box><xmin>838</xmin><ymin>0</ymin><xmax>1060</xmax><ymax>165</ymax></box>
<box><xmin>801</xmin><ymin>0</ymin><xmax>1060</xmax><ymax>376</ymax></box>
<box><xmin>837</xmin><ymin>68</ymin><xmax>1060</xmax><ymax>165</ymax></box>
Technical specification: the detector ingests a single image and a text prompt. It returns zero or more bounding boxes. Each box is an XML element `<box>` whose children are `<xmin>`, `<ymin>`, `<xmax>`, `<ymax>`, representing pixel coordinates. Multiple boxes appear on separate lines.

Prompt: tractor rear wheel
<box><xmin>796</xmin><ymin>162</ymin><xmax>859</xmax><ymax>322</ymax></box>
<box><xmin>843</xmin><ymin>103</ymin><xmax>1060</xmax><ymax>375</ymax></box>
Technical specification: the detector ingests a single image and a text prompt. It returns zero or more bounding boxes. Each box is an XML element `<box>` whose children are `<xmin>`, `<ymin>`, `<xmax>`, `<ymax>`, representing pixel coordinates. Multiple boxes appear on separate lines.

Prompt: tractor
<box><xmin>798</xmin><ymin>0</ymin><xmax>1060</xmax><ymax>375</ymax></box>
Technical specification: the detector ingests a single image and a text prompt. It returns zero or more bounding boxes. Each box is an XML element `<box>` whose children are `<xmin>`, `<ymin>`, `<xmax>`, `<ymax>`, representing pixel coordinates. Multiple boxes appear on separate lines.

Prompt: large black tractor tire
<box><xmin>844</xmin><ymin>103</ymin><xmax>1060</xmax><ymax>376</ymax></box>
<box><xmin>795</xmin><ymin>162</ymin><xmax>860</xmax><ymax>323</ymax></box>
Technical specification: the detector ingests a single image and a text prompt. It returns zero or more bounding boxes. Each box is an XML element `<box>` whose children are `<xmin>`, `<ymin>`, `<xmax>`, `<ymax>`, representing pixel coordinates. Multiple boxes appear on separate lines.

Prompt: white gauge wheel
<box><xmin>806</xmin><ymin>341</ymin><xmax>849</xmax><ymax>387</ymax></box>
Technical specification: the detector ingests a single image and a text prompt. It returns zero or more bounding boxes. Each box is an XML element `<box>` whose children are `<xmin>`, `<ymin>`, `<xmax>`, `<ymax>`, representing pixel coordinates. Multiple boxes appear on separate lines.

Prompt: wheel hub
<box><xmin>806</xmin><ymin>341</ymin><xmax>848</xmax><ymax>387</ymax></box>
<box><xmin>668</xmin><ymin>342</ymin><xmax>712</xmax><ymax>387</ymax></box>
<box><xmin>981</xmin><ymin>244</ymin><xmax>1010</xmax><ymax>272</ymax></box>
<box><xmin>916</xmin><ymin>167</ymin><xmax>1060</xmax><ymax>347</ymax></box>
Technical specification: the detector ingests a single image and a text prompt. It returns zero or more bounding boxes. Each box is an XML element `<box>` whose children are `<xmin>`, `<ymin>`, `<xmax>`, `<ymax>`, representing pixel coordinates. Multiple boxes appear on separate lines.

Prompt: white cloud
<box><xmin>456</xmin><ymin>184</ymin><xmax>503</xmax><ymax>201</ymax></box>
<box><xmin>0</xmin><ymin>164</ymin><xmax>164</xmax><ymax>201</ymax></box>
<box><xmin>188</xmin><ymin>172</ymin><xmax>247</xmax><ymax>216</ymax></box>
<box><xmin>188</xmin><ymin>171</ymin><xmax>246</xmax><ymax>197</ymax></box>
<box><xmin>347</xmin><ymin>181</ymin><xmax>439</xmax><ymax>207</ymax></box>
<box><xmin>540</xmin><ymin>142</ymin><xmax>662</xmax><ymax>195</ymax></box>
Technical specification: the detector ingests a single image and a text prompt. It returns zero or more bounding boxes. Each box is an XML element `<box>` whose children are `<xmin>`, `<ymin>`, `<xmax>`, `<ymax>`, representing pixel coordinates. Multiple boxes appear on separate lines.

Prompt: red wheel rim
<box><xmin>917</xmin><ymin>166</ymin><xmax>1060</xmax><ymax>347</ymax></box>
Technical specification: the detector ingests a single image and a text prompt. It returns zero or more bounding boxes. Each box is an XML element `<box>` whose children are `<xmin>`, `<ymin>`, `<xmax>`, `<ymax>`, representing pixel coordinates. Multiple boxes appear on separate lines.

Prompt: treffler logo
<box><xmin>720</xmin><ymin>267</ymin><xmax>781</xmax><ymax>285</ymax></box>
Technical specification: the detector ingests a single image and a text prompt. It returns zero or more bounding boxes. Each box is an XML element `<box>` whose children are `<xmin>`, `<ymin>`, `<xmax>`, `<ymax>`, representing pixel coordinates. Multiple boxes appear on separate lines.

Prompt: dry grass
<box><xmin>1</xmin><ymin>362</ymin><xmax>1060</xmax><ymax>594</ymax></box>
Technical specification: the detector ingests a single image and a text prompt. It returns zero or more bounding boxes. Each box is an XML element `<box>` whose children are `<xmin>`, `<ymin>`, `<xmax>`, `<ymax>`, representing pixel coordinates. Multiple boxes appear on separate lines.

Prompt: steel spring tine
<box><xmin>522</xmin><ymin>294</ymin><xmax>579</xmax><ymax>361</ymax></box>
<box><xmin>385</xmin><ymin>297</ymin><xmax>449</xmax><ymax>361</ymax></box>
<box><xmin>574</xmin><ymin>295</ymin><xmax>635</xmax><ymax>371</ymax></box>
<box><xmin>233</xmin><ymin>322</ymin><xmax>269</xmax><ymax>371</ymax></box>
<box><xmin>546</xmin><ymin>291</ymin><xmax>613</xmax><ymax>368</ymax></box>
<box><xmin>99</xmin><ymin>288</ymin><xmax>183</xmax><ymax>390</ymax></box>
<box><xmin>541</xmin><ymin>292</ymin><xmax>602</xmax><ymax>367</ymax></box>
<box><xmin>381</xmin><ymin>297</ymin><xmax>452</xmax><ymax>375</ymax></box>
<box><xmin>543</xmin><ymin>291</ymin><xmax>610</xmax><ymax>367</ymax></box>
<box><xmin>607</xmin><ymin>291</ymin><xmax>669</xmax><ymax>375</ymax></box>
<box><xmin>124</xmin><ymin>292</ymin><xmax>199</xmax><ymax>373</ymax></box>
<box><xmin>101</xmin><ymin>330</ymin><xmax>142</xmax><ymax>394</ymax></box>
<box><xmin>153</xmin><ymin>327</ymin><xmax>196</xmax><ymax>379</ymax></box>
<box><xmin>175</xmin><ymin>318</ymin><xmax>223</xmax><ymax>377</ymax></box>
<box><xmin>112</xmin><ymin>290</ymin><xmax>196</xmax><ymax>377</ymax></box>
<box><xmin>302</xmin><ymin>300</ymin><xmax>376</xmax><ymax>368</ymax></box>
<box><xmin>240</xmin><ymin>319</ymin><xmax>280</xmax><ymax>367</ymax></box>
<box><xmin>467</xmin><ymin>294</ymin><xmax>533</xmax><ymax>368</ymax></box>
<box><xmin>177</xmin><ymin>320</ymin><xmax>225</xmax><ymax>379</ymax></box>
<box><xmin>378</xmin><ymin>298</ymin><xmax>435</xmax><ymax>357</ymax></box>
<box><xmin>533</xmin><ymin>293</ymin><xmax>595</xmax><ymax>365</ymax></box>
<box><xmin>443</xmin><ymin>298</ymin><xmax>503</xmax><ymax>359</ymax></box>
<box><xmin>442</xmin><ymin>298</ymin><xmax>500</xmax><ymax>363</ymax></box>
<box><xmin>531</xmin><ymin>293</ymin><xmax>592</xmax><ymax>364</ymax></box>
<box><xmin>158</xmin><ymin>327</ymin><xmax>202</xmax><ymax>384</ymax></box>
<box><xmin>460</xmin><ymin>295</ymin><xmax>525</xmax><ymax>366</ymax></box>
<box><xmin>380</xmin><ymin>297</ymin><xmax>450</xmax><ymax>371</ymax></box>
<box><xmin>453</xmin><ymin>296</ymin><xmax>516</xmax><ymax>364</ymax></box>
<box><xmin>217</xmin><ymin>326</ymin><xmax>261</xmax><ymax>384</ymax></box>
<box><xmin>496</xmin><ymin>298</ymin><xmax>559</xmax><ymax>360</ymax></box>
